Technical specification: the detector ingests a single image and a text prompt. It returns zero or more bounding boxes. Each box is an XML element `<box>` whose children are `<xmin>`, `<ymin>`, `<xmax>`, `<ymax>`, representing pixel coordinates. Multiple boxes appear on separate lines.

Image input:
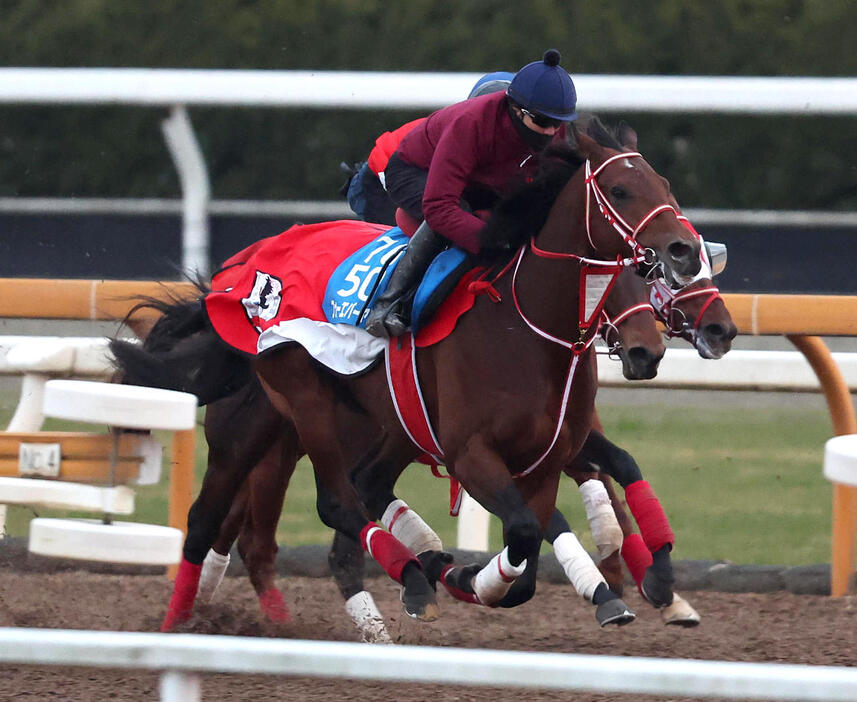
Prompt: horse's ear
<box><xmin>617</xmin><ymin>122</ymin><xmax>638</xmax><ymax>151</ymax></box>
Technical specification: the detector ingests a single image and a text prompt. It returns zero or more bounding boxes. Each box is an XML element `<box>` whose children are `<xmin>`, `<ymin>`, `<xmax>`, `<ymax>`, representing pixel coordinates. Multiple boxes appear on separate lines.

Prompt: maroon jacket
<box><xmin>394</xmin><ymin>92</ymin><xmax>567</xmax><ymax>254</ymax></box>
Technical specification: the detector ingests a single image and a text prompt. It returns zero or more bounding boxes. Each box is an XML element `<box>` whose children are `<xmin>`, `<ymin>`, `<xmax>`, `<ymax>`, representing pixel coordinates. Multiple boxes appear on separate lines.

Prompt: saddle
<box><xmin>323</xmin><ymin>227</ymin><xmax>473</xmax><ymax>334</ymax></box>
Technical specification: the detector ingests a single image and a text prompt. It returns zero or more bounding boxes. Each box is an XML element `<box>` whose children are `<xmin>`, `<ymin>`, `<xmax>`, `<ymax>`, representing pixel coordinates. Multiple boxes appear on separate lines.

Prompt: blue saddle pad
<box><xmin>323</xmin><ymin>227</ymin><xmax>408</xmax><ymax>327</ymax></box>
<box><xmin>411</xmin><ymin>247</ymin><xmax>470</xmax><ymax>332</ymax></box>
<box><xmin>323</xmin><ymin>228</ymin><xmax>472</xmax><ymax>330</ymax></box>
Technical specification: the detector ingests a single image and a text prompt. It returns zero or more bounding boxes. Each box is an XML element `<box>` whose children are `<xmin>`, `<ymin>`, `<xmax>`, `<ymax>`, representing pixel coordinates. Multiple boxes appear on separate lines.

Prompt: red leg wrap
<box><xmin>621</xmin><ymin>533</ymin><xmax>653</xmax><ymax>589</ymax></box>
<box><xmin>259</xmin><ymin>588</ymin><xmax>290</xmax><ymax>623</ymax></box>
<box><xmin>625</xmin><ymin>480</ymin><xmax>675</xmax><ymax>553</ymax></box>
<box><xmin>439</xmin><ymin>565</ymin><xmax>481</xmax><ymax>605</ymax></box>
<box><xmin>160</xmin><ymin>557</ymin><xmax>202</xmax><ymax>632</ymax></box>
<box><xmin>360</xmin><ymin>522</ymin><xmax>419</xmax><ymax>584</ymax></box>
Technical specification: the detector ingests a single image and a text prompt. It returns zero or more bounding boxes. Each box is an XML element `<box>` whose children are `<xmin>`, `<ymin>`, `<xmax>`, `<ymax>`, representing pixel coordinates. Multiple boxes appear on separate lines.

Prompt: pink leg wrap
<box><xmin>625</xmin><ymin>480</ymin><xmax>675</xmax><ymax>553</ymax></box>
<box><xmin>161</xmin><ymin>557</ymin><xmax>202</xmax><ymax>632</ymax></box>
<box><xmin>439</xmin><ymin>565</ymin><xmax>481</xmax><ymax>605</ymax></box>
<box><xmin>360</xmin><ymin>522</ymin><xmax>420</xmax><ymax>584</ymax></box>
<box><xmin>621</xmin><ymin>533</ymin><xmax>653</xmax><ymax>589</ymax></box>
<box><xmin>259</xmin><ymin>588</ymin><xmax>290</xmax><ymax>623</ymax></box>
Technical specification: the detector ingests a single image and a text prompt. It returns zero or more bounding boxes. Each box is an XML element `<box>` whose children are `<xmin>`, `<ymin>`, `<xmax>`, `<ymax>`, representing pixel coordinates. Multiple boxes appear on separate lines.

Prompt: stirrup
<box><xmin>383</xmin><ymin>310</ymin><xmax>409</xmax><ymax>338</ymax></box>
<box><xmin>365</xmin><ymin>313</ymin><xmax>391</xmax><ymax>338</ymax></box>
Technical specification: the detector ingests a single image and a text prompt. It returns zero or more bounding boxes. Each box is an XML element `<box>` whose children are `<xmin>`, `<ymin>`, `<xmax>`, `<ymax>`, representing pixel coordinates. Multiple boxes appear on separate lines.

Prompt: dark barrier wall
<box><xmin>0</xmin><ymin>213</ymin><xmax>854</xmax><ymax>294</ymax></box>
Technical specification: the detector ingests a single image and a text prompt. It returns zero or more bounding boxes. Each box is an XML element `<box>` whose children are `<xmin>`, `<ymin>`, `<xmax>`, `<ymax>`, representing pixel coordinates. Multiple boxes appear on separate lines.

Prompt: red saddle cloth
<box><xmin>205</xmin><ymin>220</ymin><xmax>390</xmax><ymax>354</ymax></box>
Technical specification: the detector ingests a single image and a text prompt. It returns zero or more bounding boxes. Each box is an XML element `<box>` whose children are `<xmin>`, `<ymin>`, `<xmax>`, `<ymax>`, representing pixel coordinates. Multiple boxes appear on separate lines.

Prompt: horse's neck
<box><xmin>512</xmin><ymin>185</ymin><xmax>591</xmax><ymax>343</ymax></box>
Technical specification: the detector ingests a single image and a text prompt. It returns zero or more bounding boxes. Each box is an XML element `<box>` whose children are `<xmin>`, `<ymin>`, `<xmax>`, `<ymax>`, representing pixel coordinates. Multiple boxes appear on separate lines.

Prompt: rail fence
<box><xmin>0</xmin><ymin>627</ymin><xmax>855</xmax><ymax>702</ymax></box>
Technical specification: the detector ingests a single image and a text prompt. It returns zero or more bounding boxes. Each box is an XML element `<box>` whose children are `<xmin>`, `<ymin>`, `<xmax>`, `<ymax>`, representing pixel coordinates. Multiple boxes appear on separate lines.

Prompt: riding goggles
<box><xmin>520</xmin><ymin>107</ymin><xmax>565</xmax><ymax>130</ymax></box>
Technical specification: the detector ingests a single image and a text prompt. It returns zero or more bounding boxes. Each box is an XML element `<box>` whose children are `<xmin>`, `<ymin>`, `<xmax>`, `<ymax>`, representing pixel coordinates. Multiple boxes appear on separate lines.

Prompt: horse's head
<box><xmin>655</xmin><ymin>276</ymin><xmax>737</xmax><ymax>359</ymax></box>
<box><xmin>574</xmin><ymin>127</ymin><xmax>702</xmax><ymax>283</ymax></box>
<box><xmin>600</xmin><ymin>268</ymin><xmax>665</xmax><ymax>380</ymax></box>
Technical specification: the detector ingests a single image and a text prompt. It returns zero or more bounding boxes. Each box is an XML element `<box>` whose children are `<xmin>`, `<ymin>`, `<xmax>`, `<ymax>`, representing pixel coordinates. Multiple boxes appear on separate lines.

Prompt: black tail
<box><xmin>110</xmin><ymin>283</ymin><xmax>251</xmax><ymax>406</ymax></box>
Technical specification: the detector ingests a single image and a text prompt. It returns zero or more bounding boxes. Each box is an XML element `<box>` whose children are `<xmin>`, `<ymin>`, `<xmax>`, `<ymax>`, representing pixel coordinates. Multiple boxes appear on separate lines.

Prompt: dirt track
<box><xmin>1</xmin><ymin>570</ymin><xmax>855</xmax><ymax>701</ymax></box>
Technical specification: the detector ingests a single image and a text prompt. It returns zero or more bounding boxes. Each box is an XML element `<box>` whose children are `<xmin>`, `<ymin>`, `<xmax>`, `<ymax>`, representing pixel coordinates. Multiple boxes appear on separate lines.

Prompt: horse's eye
<box><xmin>610</xmin><ymin>185</ymin><xmax>628</xmax><ymax>200</ymax></box>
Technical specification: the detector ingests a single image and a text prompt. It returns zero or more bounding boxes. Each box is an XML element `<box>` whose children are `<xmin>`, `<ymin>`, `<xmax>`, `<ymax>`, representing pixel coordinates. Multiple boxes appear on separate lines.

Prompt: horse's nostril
<box><xmin>667</xmin><ymin>241</ymin><xmax>691</xmax><ymax>261</ymax></box>
<box><xmin>704</xmin><ymin>324</ymin><xmax>725</xmax><ymax>340</ymax></box>
<box><xmin>704</xmin><ymin>322</ymin><xmax>738</xmax><ymax>342</ymax></box>
<box><xmin>666</xmin><ymin>241</ymin><xmax>702</xmax><ymax>276</ymax></box>
<box><xmin>628</xmin><ymin>346</ymin><xmax>656</xmax><ymax>365</ymax></box>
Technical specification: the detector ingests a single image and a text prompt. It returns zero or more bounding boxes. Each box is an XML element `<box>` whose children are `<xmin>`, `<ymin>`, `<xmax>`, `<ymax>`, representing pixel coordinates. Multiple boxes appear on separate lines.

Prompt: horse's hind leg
<box><xmin>196</xmin><ymin>478</ymin><xmax>249</xmax><ymax>603</ymax></box>
<box><xmin>329</xmin><ymin>531</ymin><xmax>392</xmax><ymax>643</ymax></box>
<box><xmin>162</xmin><ymin>383</ymin><xmax>281</xmax><ymax>632</ymax></box>
<box><xmin>237</xmin><ymin>425</ymin><xmax>299</xmax><ymax>622</ymax></box>
<box><xmin>255</xmin><ymin>348</ymin><xmax>438</xmax><ymax>622</ymax></box>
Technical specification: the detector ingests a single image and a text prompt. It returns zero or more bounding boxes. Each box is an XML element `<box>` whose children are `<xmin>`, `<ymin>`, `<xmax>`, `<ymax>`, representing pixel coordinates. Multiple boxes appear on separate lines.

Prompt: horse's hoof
<box><xmin>661</xmin><ymin>593</ymin><xmax>701</xmax><ymax>627</ymax></box>
<box><xmin>596</xmin><ymin>598</ymin><xmax>636</xmax><ymax>627</ymax></box>
<box><xmin>258</xmin><ymin>588</ymin><xmax>290</xmax><ymax>623</ymax></box>
<box><xmin>400</xmin><ymin>576</ymin><xmax>440</xmax><ymax>622</ymax></box>
<box><xmin>401</xmin><ymin>589</ymin><xmax>440</xmax><ymax>622</ymax></box>
<box><xmin>641</xmin><ymin>569</ymin><xmax>674</xmax><ymax>609</ymax></box>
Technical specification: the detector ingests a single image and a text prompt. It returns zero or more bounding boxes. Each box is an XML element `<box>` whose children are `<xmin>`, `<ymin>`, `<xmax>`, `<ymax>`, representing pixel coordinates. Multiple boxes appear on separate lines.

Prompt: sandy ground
<box><xmin>1</xmin><ymin>571</ymin><xmax>855</xmax><ymax>701</ymax></box>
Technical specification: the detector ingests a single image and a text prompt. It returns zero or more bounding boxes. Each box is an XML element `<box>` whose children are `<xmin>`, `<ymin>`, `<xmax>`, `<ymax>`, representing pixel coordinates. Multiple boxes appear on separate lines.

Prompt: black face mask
<box><xmin>508</xmin><ymin>102</ymin><xmax>554</xmax><ymax>152</ymax></box>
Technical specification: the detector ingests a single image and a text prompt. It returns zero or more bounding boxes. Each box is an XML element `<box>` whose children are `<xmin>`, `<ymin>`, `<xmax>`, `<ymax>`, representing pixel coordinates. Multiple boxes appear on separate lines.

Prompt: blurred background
<box><xmin>0</xmin><ymin>0</ymin><xmax>855</xmax><ymax>290</ymax></box>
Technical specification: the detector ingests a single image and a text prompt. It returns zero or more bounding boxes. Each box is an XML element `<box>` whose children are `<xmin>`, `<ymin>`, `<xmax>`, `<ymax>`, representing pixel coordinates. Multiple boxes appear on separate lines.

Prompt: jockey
<box><xmin>344</xmin><ymin>72</ymin><xmax>516</xmax><ymax>228</ymax></box>
<box><xmin>365</xmin><ymin>50</ymin><xmax>578</xmax><ymax>338</ymax></box>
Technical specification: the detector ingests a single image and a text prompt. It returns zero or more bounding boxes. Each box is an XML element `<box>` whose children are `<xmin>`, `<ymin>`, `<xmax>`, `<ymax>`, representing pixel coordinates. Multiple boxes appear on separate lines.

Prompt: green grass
<box><xmin>0</xmin><ymin>393</ymin><xmax>836</xmax><ymax>566</ymax></box>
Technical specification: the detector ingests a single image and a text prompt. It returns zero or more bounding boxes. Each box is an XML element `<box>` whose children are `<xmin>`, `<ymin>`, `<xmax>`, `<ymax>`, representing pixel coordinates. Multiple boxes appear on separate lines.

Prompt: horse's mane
<box><xmin>477</xmin><ymin>115</ymin><xmax>626</xmax><ymax>261</ymax></box>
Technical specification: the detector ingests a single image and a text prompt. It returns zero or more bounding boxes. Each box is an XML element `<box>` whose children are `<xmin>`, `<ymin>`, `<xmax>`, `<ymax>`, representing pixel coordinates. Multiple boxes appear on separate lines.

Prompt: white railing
<box><xmin>2</xmin><ymin>67</ymin><xmax>855</xmax><ymax>274</ymax></box>
<box><xmin>0</xmin><ymin>627</ymin><xmax>855</xmax><ymax>702</ymax></box>
<box><xmin>3</xmin><ymin>337</ymin><xmax>854</xmax><ymax>437</ymax></box>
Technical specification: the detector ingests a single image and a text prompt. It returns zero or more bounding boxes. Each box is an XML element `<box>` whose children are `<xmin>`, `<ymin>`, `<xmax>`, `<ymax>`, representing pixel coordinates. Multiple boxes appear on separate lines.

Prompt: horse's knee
<box><xmin>315</xmin><ymin>489</ymin><xmax>367</xmax><ymax>538</ymax></box>
<box><xmin>604</xmin><ymin>444</ymin><xmax>643</xmax><ymax>487</ymax></box>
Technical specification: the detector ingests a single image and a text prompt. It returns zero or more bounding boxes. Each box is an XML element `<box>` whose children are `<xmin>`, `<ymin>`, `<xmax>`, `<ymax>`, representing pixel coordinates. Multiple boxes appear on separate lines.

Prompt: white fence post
<box><xmin>161</xmin><ymin>105</ymin><xmax>210</xmax><ymax>277</ymax></box>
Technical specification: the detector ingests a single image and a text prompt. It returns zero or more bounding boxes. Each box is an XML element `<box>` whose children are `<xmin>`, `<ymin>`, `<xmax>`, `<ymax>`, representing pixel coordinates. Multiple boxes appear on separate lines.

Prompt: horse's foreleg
<box><xmin>581</xmin><ymin>430</ymin><xmax>680</xmax><ymax>610</ymax></box>
<box><xmin>542</xmin><ymin>508</ymin><xmax>635</xmax><ymax>626</ymax></box>
<box><xmin>444</xmin><ymin>442</ymin><xmax>540</xmax><ymax>607</ymax></box>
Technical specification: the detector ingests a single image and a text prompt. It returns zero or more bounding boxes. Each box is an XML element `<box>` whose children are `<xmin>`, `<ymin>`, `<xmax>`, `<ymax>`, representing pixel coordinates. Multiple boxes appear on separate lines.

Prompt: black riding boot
<box><xmin>364</xmin><ymin>221</ymin><xmax>445</xmax><ymax>338</ymax></box>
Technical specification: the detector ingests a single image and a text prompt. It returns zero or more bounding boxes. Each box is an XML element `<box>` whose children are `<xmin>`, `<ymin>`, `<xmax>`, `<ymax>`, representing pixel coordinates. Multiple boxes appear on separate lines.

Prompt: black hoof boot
<box><xmin>400</xmin><ymin>562</ymin><xmax>439</xmax><ymax>621</ymax></box>
<box><xmin>641</xmin><ymin>545</ymin><xmax>675</xmax><ymax>608</ymax></box>
<box><xmin>417</xmin><ymin>550</ymin><xmax>455</xmax><ymax>591</ymax></box>
<box><xmin>596</xmin><ymin>598</ymin><xmax>636</xmax><ymax>627</ymax></box>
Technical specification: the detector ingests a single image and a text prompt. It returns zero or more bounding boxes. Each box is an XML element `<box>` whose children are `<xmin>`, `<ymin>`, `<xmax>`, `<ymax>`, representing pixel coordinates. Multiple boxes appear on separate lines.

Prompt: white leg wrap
<box><xmin>381</xmin><ymin>499</ymin><xmax>443</xmax><ymax>554</ymax></box>
<box><xmin>344</xmin><ymin>590</ymin><xmax>392</xmax><ymax>644</ymax></box>
<box><xmin>197</xmin><ymin>549</ymin><xmax>230</xmax><ymax>603</ymax></box>
<box><xmin>472</xmin><ymin>547</ymin><xmax>526</xmax><ymax>606</ymax></box>
<box><xmin>579</xmin><ymin>479</ymin><xmax>624</xmax><ymax>560</ymax></box>
<box><xmin>553</xmin><ymin>531</ymin><xmax>607</xmax><ymax>601</ymax></box>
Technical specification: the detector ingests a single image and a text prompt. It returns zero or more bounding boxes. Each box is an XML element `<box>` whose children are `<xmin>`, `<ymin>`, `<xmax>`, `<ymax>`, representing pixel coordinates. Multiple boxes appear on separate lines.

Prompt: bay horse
<box><xmin>111</xmin><ymin>118</ymin><xmax>703</xmax><ymax>632</ymax></box>
<box><xmin>196</xmin><ymin>122</ymin><xmax>736</xmax><ymax>635</ymax></box>
<box><xmin>192</xmin><ymin>260</ymin><xmax>733</xmax><ymax>639</ymax></box>
<box><xmin>187</xmin><ymin>264</ymin><xmax>666</xmax><ymax>630</ymax></box>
